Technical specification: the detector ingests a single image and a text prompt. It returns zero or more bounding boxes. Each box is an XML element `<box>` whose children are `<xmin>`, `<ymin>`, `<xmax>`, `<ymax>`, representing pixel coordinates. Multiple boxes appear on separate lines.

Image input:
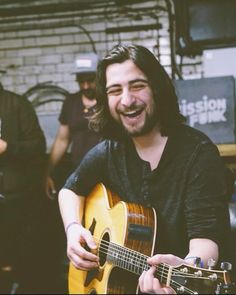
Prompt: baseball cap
<box><xmin>73</xmin><ymin>53</ymin><xmax>99</xmax><ymax>75</ymax></box>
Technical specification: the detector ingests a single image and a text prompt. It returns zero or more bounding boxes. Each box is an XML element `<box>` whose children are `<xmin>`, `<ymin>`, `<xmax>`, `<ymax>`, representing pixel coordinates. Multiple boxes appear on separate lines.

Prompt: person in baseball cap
<box><xmin>73</xmin><ymin>53</ymin><xmax>99</xmax><ymax>100</ymax></box>
<box><xmin>45</xmin><ymin>52</ymin><xmax>100</xmax><ymax>199</ymax></box>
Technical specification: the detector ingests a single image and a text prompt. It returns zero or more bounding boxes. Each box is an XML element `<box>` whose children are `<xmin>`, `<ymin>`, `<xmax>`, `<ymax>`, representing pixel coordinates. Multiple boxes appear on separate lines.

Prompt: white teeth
<box><xmin>124</xmin><ymin>111</ymin><xmax>137</xmax><ymax>115</ymax></box>
<box><xmin>122</xmin><ymin>109</ymin><xmax>142</xmax><ymax>116</ymax></box>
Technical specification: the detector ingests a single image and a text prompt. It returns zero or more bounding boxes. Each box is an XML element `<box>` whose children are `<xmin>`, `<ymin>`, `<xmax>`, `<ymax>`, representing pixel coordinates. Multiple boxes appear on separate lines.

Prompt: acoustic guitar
<box><xmin>68</xmin><ymin>183</ymin><xmax>233</xmax><ymax>294</ymax></box>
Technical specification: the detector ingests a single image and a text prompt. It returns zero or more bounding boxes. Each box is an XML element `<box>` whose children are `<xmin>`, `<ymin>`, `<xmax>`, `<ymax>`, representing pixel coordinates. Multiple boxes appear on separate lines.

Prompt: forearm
<box><xmin>58</xmin><ymin>188</ymin><xmax>85</xmax><ymax>232</ymax></box>
<box><xmin>185</xmin><ymin>238</ymin><xmax>219</xmax><ymax>267</ymax></box>
<box><xmin>48</xmin><ymin>137</ymin><xmax>70</xmax><ymax>173</ymax></box>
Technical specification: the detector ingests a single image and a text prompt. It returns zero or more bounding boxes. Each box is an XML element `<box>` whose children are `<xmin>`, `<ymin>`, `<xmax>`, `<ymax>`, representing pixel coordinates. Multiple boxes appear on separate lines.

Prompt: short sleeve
<box><xmin>185</xmin><ymin>141</ymin><xmax>230</xmax><ymax>248</ymax></box>
<box><xmin>63</xmin><ymin>141</ymin><xmax>108</xmax><ymax>196</ymax></box>
<box><xmin>58</xmin><ymin>97</ymin><xmax>69</xmax><ymax>125</ymax></box>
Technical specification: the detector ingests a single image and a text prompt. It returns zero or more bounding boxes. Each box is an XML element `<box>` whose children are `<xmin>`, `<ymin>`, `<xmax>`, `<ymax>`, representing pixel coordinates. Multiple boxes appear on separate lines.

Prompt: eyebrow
<box><xmin>106</xmin><ymin>78</ymin><xmax>148</xmax><ymax>92</ymax></box>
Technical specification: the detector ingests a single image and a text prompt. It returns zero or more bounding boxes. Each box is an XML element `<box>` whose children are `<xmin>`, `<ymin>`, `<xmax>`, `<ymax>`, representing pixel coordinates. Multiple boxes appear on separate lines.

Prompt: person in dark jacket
<box><xmin>0</xmin><ymin>86</ymin><xmax>46</xmax><ymax>292</ymax></box>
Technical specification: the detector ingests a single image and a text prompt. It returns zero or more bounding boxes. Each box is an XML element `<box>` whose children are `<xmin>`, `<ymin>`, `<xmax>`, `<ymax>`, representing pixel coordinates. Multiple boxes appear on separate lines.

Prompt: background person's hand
<box><xmin>0</xmin><ymin>139</ymin><xmax>7</xmax><ymax>154</ymax></box>
<box><xmin>45</xmin><ymin>176</ymin><xmax>57</xmax><ymax>200</ymax></box>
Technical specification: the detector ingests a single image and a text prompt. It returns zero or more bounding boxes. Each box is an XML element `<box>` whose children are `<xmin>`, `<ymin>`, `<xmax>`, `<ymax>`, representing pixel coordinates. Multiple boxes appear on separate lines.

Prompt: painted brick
<box><xmin>0</xmin><ymin>39</ymin><xmax>23</xmax><ymax>49</ymax></box>
<box><xmin>38</xmin><ymin>74</ymin><xmax>56</xmax><ymax>83</ymax></box>
<box><xmin>54</xmin><ymin>27</ymin><xmax>78</xmax><ymax>34</ymax></box>
<box><xmin>24</xmin><ymin>75</ymin><xmax>37</xmax><ymax>85</ymax></box>
<box><xmin>56</xmin><ymin>63</ymin><xmax>74</xmax><ymax>73</ymax></box>
<box><xmin>56</xmin><ymin>45</ymin><xmax>79</xmax><ymax>54</ymax></box>
<box><xmin>17</xmin><ymin>30</ymin><xmax>41</xmax><ymax>37</ymax></box>
<box><xmin>62</xmin><ymin>53</ymin><xmax>75</xmax><ymax>63</ymax></box>
<box><xmin>23</xmin><ymin>65</ymin><xmax>42</xmax><ymax>74</ymax></box>
<box><xmin>1</xmin><ymin>76</ymin><xmax>13</xmax><ymax>86</ymax></box>
<box><xmin>18</xmin><ymin>48</ymin><xmax>42</xmax><ymax>57</ymax></box>
<box><xmin>23</xmin><ymin>38</ymin><xmax>37</xmax><ymax>47</ymax></box>
<box><xmin>37</xmin><ymin>55</ymin><xmax>62</xmax><ymax>64</ymax></box>
<box><xmin>36</xmin><ymin>36</ymin><xmax>61</xmax><ymax>46</ymax></box>
<box><xmin>61</xmin><ymin>35</ymin><xmax>75</xmax><ymax>44</ymax></box>
<box><xmin>51</xmin><ymin>73</ymin><xmax>64</xmax><ymax>82</ymax></box>
<box><xmin>0</xmin><ymin>51</ymin><xmax>5</xmax><ymax>58</ymax></box>
<box><xmin>24</xmin><ymin>56</ymin><xmax>37</xmax><ymax>66</ymax></box>
<box><xmin>43</xmin><ymin>65</ymin><xmax>57</xmax><ymax>72</ymax></box>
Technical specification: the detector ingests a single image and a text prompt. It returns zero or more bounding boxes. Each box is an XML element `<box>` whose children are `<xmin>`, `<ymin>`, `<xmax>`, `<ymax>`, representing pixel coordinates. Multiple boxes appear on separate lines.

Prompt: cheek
<box><xmin>88</xmin><ymin>82</ymin><xmax>96</xmax><ymax>89</ymax></box>
<box><xmin>108</xmin><ymin>97</ymin><xmax>119</xmax><ymax>118</ymax></box>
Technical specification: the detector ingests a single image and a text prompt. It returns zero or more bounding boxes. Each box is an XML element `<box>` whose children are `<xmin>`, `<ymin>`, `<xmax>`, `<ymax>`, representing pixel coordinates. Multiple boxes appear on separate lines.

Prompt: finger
<box><xmin>77</xmin><ymin>245</ymin><xmax>99</xmax><ymax>262</ymax></box>
<box><xmin>138</xmin><ymin>270</ymin><xmax>146</xmax><ymax>291</ymax></box>
<box><xmin>147</xmin><ymin>254</ymin><xmax>183</xmax><ymax>266</ymax></box>
<box><xmin>81</xmin><ymin>229</ymin><xmax>97</xmax><ymax>250</ymax></box>
<box><xmin>47</xmin><ymin>191</ymin><xmax>55</xmax><ymax>200</ymax></box>
<box><xmin>69</xmin><ymin>242</ymin><xmax>99</xmax><ymax>263</ymax></box>
<box><xmin>139</xmin><ymin>267</ymin><xmax>160</xmax><ymax>294</ymax></box>
<box><xmin>69</xmin><ymin>252</ymin><xmax>99</xmax><ymax>270</ymax></box>
<box><xmin>144</xmin><ymin>266</ymin><xmax>161</xmax><ymax>293</ymax></box>
<box><xmin>150</xmin><ymin>279</ymin><xmax>174</xmax><ymax>294</ymax></box>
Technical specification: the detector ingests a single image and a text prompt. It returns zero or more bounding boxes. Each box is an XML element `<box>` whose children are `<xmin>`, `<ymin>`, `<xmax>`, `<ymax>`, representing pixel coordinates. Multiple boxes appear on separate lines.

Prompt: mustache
<box><xmin>80</xmin><ymin>88</ymin><xmax>96</xmax><ymax>99</ymax></box>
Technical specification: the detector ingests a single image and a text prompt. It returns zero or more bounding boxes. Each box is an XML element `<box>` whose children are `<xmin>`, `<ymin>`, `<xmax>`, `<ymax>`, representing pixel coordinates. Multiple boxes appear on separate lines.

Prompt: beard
<box><xmin>118</xmin><ymin>104</ymin><xmax>159</xmax><ymax>137</ymax></box>
<box><xmin>80</xmin><ymin>88</ymin><xmax>96</xmax><ymax>100</ymax></box>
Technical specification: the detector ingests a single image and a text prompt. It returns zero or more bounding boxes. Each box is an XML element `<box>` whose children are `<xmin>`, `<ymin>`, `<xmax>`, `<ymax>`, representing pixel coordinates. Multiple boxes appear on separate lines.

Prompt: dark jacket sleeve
<box><xmin>3</xmin><ymin>94</ymin><xmax>46</xmax><ymax>159</ymax></box>
<box><xmin>0</xmin><ymin>90</ymin><xmax>46</xmax><ymax>197</ymax></box>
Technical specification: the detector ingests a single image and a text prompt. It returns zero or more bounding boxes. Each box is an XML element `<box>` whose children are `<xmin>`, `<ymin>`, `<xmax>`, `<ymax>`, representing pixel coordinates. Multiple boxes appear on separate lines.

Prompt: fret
<box><xmin>130</xmin><ymin>249</ymin><xmax>136</xmax><ymax>273</ymax></box>
<box><xmin>159</xmin><ymin>263</ymin><xmax>165</xmax><ymax>284</ymax></box>
<box><xmin>106</xmin><ymin>242</ymin><xmax>149</xmax><ymax>276</ymax></box>
<box><xmin>166</xmin><ymin>265</ymin><xmax>173</xmax><ymax>287</ymax></box>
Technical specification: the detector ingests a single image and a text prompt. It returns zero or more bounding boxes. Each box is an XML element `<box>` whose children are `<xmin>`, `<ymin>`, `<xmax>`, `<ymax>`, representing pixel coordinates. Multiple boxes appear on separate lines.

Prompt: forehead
<box><xmin>106</xmin><ymin>60</ymin><xmax>147</xmax><ymax>87</ymax></box>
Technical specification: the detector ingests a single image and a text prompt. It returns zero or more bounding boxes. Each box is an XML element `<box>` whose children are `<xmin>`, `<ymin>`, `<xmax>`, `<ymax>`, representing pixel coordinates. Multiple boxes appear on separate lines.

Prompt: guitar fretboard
<box><xmin>102</xmin><ymin>240</ymin><xmax>168</xmax><ymax>284</ymax></box>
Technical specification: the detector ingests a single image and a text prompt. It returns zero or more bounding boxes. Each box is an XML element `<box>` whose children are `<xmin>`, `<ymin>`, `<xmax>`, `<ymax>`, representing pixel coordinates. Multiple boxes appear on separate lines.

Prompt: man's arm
<box><xmin>186</xmin><ymin>238</ymin><xmax>218</xmax><ymax>266</ymax></box>
<box><xmin>139</xmin><ymin>238</ymin><xmax>219</xmax><ymax>294</ymax></box>
<box><xmin>45</xmin><ymin>124</ymin><xmax>70</xmax><ymax>198</ymax></box>
<box><xmin>58</xmin><ymin>188</ymin><xmax>99</xmax><ymax>270</ymax></box>
<box><xmin>47</xmin><ymin>124</ymin><xmax>71</xmax><ymax>172</ymax></box>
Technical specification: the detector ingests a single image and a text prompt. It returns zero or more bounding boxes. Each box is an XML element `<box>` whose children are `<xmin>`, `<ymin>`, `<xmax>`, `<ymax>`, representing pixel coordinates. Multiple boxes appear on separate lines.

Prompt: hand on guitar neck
<box><xmin>66</xmin><ymin>222</ymin><xmax>99</xmax><ymax>271</ymax></box>
<box><xmin>139</xmin><ymin>254</ymin><xmax>186</xmax><ymax>294</ymax></box>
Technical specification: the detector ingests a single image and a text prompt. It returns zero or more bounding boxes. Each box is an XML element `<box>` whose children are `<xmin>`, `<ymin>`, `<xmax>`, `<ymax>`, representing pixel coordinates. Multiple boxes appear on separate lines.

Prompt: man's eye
<box><xmin>130</xmin><ymin>83</ymin><xmax>147</xmax><ymax>91</ymax></box>
<box><xmin>107</xmin><ymin>88</ymin><xmax>122</xmax><ymax>96</ymax></box>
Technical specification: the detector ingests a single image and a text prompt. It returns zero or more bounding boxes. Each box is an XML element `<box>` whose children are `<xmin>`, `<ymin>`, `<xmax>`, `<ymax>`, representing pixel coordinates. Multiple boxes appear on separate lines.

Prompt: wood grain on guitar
<box><xmin>68</xmin><ymin>183</ymin><xmax>234</xmax><ymax>294</ymax></box>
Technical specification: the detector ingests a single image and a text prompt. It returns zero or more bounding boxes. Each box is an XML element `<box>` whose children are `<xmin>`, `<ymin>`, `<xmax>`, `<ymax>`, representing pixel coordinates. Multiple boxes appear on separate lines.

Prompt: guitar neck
<box><xmin>105</xmin><ymin>241</ymin><xmax>169</xmax><ymax>285</ymax></box>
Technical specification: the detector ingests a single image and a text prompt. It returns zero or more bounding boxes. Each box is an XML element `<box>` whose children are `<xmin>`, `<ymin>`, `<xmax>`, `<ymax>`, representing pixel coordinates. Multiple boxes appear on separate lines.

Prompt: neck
<box><xmin>132</xmin><ymin>126</ymin><xmax>168</xmax><ymax>170</ymax></box>
<box><xmin>81</xmin><ymin>95</ymin><xmax>96</xmax><ymax>108</ymax></box>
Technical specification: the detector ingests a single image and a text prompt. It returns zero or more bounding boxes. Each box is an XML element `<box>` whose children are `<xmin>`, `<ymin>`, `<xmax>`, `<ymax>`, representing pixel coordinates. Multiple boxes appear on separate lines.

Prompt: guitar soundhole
<box><xmin>98</xmin><ymin>232</ymin><xmax>110</xmax><ymax>267</ymax></box>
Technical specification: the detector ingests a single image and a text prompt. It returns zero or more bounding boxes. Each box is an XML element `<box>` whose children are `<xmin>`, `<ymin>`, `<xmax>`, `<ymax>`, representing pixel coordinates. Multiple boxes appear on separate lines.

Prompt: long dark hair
<box><xmin>89</xmin><ymin>44</ymin><xmax>185</xmax><ymax>140</ymax></box>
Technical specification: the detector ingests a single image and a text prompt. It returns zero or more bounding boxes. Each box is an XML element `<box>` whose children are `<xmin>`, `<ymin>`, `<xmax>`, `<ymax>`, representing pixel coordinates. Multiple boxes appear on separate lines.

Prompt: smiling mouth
<box><xmin>120</xmin><ymin>108</ymin><xmax>143</xmax><ymax>118</ymax></box>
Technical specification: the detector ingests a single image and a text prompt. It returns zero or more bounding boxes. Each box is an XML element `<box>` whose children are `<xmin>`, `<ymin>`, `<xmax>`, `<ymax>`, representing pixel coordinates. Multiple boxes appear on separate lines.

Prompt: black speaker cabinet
<box><xmin>174</xmin><ymin>0</ymin><xmax>236</xmax><ymax>55</ymax></box>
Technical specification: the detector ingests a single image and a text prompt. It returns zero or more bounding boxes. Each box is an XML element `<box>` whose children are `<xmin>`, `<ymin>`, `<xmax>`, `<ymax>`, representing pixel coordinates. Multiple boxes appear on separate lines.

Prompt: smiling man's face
<box><xmin>106</xmin><ymin>59</ymin><xmax>158</xmax><ymax>137</ymax></box>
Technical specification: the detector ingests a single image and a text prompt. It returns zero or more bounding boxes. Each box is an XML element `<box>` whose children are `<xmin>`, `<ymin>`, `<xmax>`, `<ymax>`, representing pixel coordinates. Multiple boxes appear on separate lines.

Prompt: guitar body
<box><xmin>69</xmin><ymin>183</ymin><xmax>157</xmax><ymax>294</ymax></box>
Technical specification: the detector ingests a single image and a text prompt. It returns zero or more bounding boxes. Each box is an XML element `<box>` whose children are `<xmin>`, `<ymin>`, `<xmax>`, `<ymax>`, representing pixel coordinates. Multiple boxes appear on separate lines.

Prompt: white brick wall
<box><xmin>0</xmin><ymin>0</ymin><xmax>202</xmax><ymax>96</ymax></box>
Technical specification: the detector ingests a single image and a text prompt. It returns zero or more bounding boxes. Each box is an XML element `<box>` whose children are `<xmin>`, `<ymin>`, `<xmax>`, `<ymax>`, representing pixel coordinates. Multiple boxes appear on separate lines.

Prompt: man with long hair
<box><xmin>58</xmin><ymin>44</ymin><xmax>230</xmax><ymax>293</ymax></box>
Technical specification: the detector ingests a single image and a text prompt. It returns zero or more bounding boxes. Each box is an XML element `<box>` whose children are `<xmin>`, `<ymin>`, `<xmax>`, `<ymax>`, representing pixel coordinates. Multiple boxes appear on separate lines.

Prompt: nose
<box><xmin>120</xmin><ymin>88</ymin><xmax>135</xmax><ymax>107</ymax></box>
<box><xmin>81</xmin><ymin>81</ymin><xmax>90</xmax><ymax>89</ymax></box>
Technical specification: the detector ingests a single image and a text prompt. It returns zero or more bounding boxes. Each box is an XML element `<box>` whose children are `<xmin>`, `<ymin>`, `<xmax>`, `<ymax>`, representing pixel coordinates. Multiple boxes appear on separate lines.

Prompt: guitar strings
<box><xmin>96</xmin><ymin>244</ymin><xmax>195</xmax><ymax>294</ymax></box>
<box><xmin>98</xmin><ymin>241</ymin><xmax>214</xmax><ymax>281</ymax></box>
<box><xmin>90</xmin><ymin>236</ymin><xmax>200</xmax><ymax>294</ymax></box>
<box><xmin>94</xmin><ymin>236</ymin><xmax>212</xmax><ymax>280</ymax></box>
